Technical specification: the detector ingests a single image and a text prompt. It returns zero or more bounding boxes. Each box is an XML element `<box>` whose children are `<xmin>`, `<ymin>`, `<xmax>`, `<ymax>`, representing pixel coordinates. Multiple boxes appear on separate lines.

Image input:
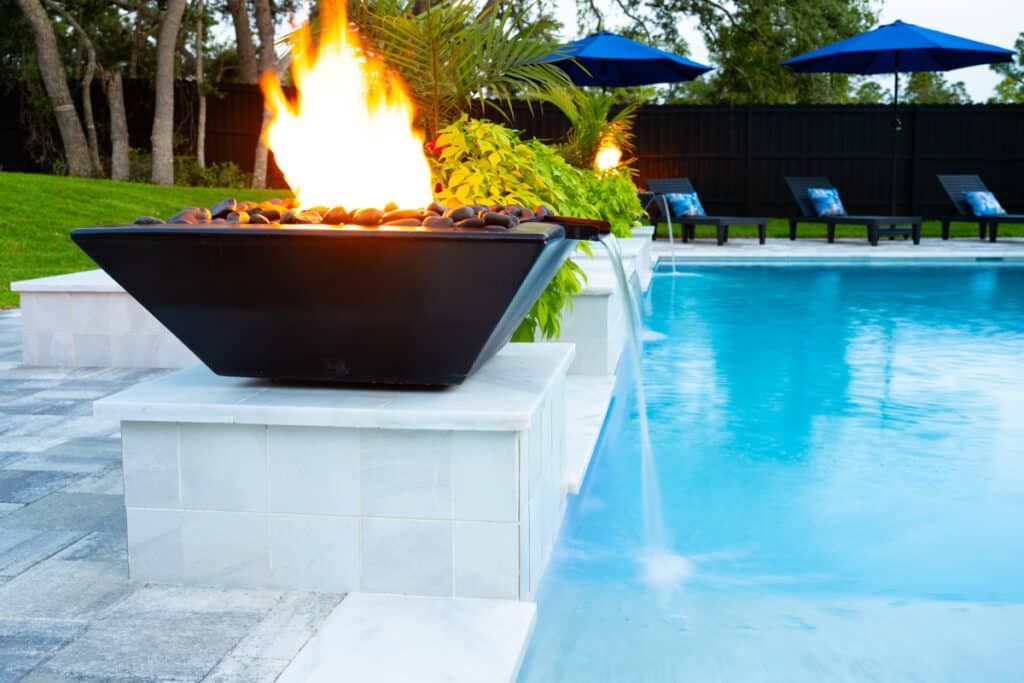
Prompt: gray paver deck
<box><xmin>0</xmin><ymin>309</ymin><xmax>341</xmax><ymax>682</ymax></box>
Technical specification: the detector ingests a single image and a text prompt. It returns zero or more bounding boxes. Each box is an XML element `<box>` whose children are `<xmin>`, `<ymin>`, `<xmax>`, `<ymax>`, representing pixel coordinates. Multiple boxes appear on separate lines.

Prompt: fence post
<box><xmin>745</xmin><ymin>105</ymin><xmax>753</xmax><ymax>216</ymax></box>
<box><xmin>909</xmin><ymin>105</ymin><xmax>919</xmax><ymax>216</ymax></box>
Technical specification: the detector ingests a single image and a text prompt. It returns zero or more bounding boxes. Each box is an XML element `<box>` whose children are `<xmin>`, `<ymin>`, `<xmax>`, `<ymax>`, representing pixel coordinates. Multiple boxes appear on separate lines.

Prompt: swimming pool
<box><xmin>519</xmin><ymin>261</ymin><xmax>1024</xmax><ymax>682</ymax></box>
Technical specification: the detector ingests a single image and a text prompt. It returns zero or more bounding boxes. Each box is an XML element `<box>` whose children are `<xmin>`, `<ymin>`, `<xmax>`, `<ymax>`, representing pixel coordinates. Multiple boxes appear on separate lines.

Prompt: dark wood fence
<box><xmin>509</xmin><ymin>102</ymin><xmax>1024</xmax><ymax>217</ymax></box>
<box><xmin>4</xmin><ymin>80</ymin><xmax>1023</xmax><ymax>217</ymax></box>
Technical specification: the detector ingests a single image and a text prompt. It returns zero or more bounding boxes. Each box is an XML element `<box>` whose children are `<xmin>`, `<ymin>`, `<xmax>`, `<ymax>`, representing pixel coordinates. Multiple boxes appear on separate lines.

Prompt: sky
<box><xmin>553</xmin><ymin>0</ymin><xmax>1023</xmax><ymax>101</ymax></box>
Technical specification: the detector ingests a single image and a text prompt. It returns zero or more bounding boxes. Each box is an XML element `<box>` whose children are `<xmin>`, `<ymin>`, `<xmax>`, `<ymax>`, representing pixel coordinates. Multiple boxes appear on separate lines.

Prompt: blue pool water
<box><xmin>519</xmin><ymin>262</ymin><xmax>1024</xmax><ymax>682</ymax></box>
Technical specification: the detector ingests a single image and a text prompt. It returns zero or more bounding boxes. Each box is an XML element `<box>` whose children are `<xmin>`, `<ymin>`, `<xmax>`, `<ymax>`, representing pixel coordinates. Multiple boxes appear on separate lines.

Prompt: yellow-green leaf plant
<box><xmin>431</xmin><ymin>116</ymin><xmax>643</xmax><ymax>341</ymax></box>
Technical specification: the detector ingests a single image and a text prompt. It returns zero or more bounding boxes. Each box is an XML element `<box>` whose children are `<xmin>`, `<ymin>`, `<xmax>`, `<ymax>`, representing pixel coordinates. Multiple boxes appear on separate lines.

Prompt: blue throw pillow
<box><xmin>963</xmin><ymin>191</ymin><xmax>1006</xmax><ymax>217</ymax></box>
<box><xmin>665</xmin><ymin>192</ymin><xmax>705</xmax><ymax>217</ymax></box>
<box><xmin>807</xmin><ymin>187</ymin><xmax>846</xmax><ymax>217</ymax></box>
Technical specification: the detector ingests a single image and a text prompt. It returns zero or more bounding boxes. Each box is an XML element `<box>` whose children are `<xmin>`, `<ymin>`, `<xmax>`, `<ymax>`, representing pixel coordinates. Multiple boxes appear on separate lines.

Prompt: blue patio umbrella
<box><xmin>546</xmin><ymin>31</ymin><xmax>712</xmax><ymax>87</ymax></box>
<box><xmin>783</xmin><ymin>20</ymin><xmax>1013</xmax><ymax>108</ymax></box>
<box><xmin>783</xmin><ymin>20</ymin><xmax>1013</xmax><ymax>212</ymax></box>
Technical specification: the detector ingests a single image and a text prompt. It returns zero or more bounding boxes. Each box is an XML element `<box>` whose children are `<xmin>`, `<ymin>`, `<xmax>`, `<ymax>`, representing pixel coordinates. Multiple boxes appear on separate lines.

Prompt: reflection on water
<box><xmin>519</xmin><ymin>264</ymin><xmax>1024</xmax><ymax>682</ymax></box>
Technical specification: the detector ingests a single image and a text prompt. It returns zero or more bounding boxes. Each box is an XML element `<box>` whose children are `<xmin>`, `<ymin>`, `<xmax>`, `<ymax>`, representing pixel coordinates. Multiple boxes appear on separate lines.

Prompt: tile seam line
<box><xmin>130</xmin><ymin>506</ymin><xmax>519</xmax><ymax>524</ymax></box>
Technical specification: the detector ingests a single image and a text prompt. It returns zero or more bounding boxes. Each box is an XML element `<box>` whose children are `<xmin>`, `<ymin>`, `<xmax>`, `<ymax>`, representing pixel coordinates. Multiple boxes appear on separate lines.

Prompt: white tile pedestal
<box><xmin>94</xmin><ymin>343</ymin><xmax>574</xmax><ymax>602</ymax></box>
<box><xmin>12</xmin><ymin>270</ymin><xmax>197</xmax><ymax>368</ymax></box>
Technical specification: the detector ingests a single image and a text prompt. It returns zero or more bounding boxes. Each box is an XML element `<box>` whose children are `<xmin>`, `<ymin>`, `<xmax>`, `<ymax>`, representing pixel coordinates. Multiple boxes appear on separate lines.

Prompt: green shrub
<box><xmin>430</xmin><ymin>116</ymin><xmax>644</xmax><ymax>341</ymax></box>
<box><xmin>173</xmin><ymin>156</ymin><xmax>252</xmax><ymax>189</ymax></box>
<box><xmin>128</xmin><ymin>148</ymin><xmax>152</xmax><ymax>182</ymax></box>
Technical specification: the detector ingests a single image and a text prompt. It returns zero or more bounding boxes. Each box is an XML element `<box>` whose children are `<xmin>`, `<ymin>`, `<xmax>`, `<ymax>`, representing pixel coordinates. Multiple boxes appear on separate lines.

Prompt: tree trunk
<box><xmin>196</xmin><ymin>0</ymin><xmax>206</xmax><ymax>168</ymax></box>
<box><xmin>15</xmin><ymin>0</ymin><xmax>92</xmax><ymax>176</ymax></box>
<box><xmin>106</xmin><ymin>68</ymin><xmax>130</xmax><ymax>181</ymax></box>
<box><xmin>48</xmin><ymin>2</ymin><xmax>103</xmax><ymax>175</ymax></box>
<box><xmin>226</xmin><ymin>0</ymin><xmax>257</xmax><ymax>84</ymax></box>
<box><xmin>251</xmin><ymin>0</ymin><xmax>275</xmax><ymax>189</ymax></box>
<box><xmin>151</xmin><ymin>0</ymin><xmax>187</xmax><ymax>185</ymax></box>
<box><xmin>129</xmin><ymin>6</ymin><xmax>145</xmax><ymax>77</ymax></box>
<box><xmin>78</xmin><ymin>36</ymin><xmax>102</xmax><ymax>175</ymax></box>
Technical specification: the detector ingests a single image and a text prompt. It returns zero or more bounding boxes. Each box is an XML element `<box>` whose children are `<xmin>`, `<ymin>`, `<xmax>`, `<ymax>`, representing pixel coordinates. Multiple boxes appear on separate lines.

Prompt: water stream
<box><xmin>597</xmin><ymin>235</ymin><xmax>687</xmax><ymax>586</ymax></box>
<box><xmin>660</xmin><ymin>197</ymin><xmax>678</xmax><ymax>274</ymax></box>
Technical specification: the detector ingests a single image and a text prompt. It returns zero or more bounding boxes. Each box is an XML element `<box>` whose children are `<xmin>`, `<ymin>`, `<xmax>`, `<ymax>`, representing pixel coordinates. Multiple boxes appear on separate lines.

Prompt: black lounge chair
<box><xmin>785</xmin><ymin>176</ymin><xmax>921</xmax><ymax>246</ymax></box>
<box><xmin>646</xmin><ymin>178</ymin><xmax>767</xmax><ymax>246</ymax></box>
<box><xmin>937</xmin><ymin>175</ymin><xmax>1024</xmax><ymax>242</ymax></box>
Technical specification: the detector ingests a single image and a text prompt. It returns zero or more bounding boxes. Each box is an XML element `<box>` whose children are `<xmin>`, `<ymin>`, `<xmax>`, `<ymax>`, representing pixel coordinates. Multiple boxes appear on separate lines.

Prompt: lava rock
<box><xmin>383</xmin><ymin>201</ymin><xmax>399</xmax><ymax>213</ymax></box>
<box><xmin>454</xmin><ymin>217</ymin><xmax>485</xmax><ymax>228</ymax></box>
<box><xmin>383</xmin><ymin>218</ymin><xmax>422</xmax><ymax>227</ymax></box>
<box><xmin>281</xmin><ymin>210</ymin><xmax>319</xmax><ymax>224</ymax></box>
<box><xmin>168</xmin><ymin>207</ymin><xmax>212</xmax><ymax>224</ymax></box>
<box><xmin>422</xmin><ymin>216</ymin><xmax>455</xmax><ymax>229</ymax></box>
<box><xmin>352</xmin><ymin>208</ymin><xmax>384</xmax><ymax>225</ymax></box>
<box><xmin>238</xmin><ymin>200</ymin><xmax>259</xmax><ymax>212</ymax></box>
<box><xmin>506</xmin><ymin>205</ymin><xmax>523</xmax><ymax>217</ymax></box>
<box><xmin>268</xmin><ymin>198</ymin><xmax>286</xmax><ymax>206</ymax></box>
<box><xmin>534</xmin><ymin>205</ymin><xmax>553</xmax><ymax>219</ymax></box>
<box><xmin>382</xmin><ymin>208</ymin><xmax>422</xmax><ymax>222</ymax></box>
<box><xmin>308</xmin><ymin>206</ymin><xmax>330</xmax><ymax>216</ymax></box>
<box><xmin>133</xmin><ymin>216</ymin><xmax>165</xmax><ymax>225</ymax></box>
<box><xmin>257</xmin><ymin>208</ymin><xmax>282</xmax><ymax>222</ymax></box>
<box><xmin>444</xmin><ymin>206</ymin><xmax>475</xmax><ymax>222</ymax></box>
<box><xmin>321</xmin><ymin>207</ymin><xmax>349</xmax><ymax>225</ymax></box>
<box><xmin>490</xmin><ymin>203</ymin><xmax>505</xmax><ymax>212</ymax></box>
<box><xmin>481</xmin><ymin>211</ymin><xmax>514</xmax><ymax>228</ymax></box>
<box><xmin>209</xmin><ymin>198</ymin><xmax>237</xmax><ymax>218</ymax></box>
<box><xmin>520</xmin><ymin>207</ymin><xmax>535</xmax><ymax>221</ymax></box>
<box><xmin>283</xmin><ymin>198</ymin><xmax>298</xmax><ymax>208</ymax></box>
<box><xmin>227</xmin><ymin>211</ymin><xmax>250</xmax><ymax>223</ymax></box>
<box><xmin>428</xmin><ymin>200</ymin><xmax>447</xmax><ymax>215</ymax></box>
<box><xmin>211</xmin><ymin>218</ymin><xmax>227</xmax><ymax>224</ymax></box>
<box><xmin>249</xmin><ymin>213</ymin><xmax>270</xmax><ymax>224</ymax></box>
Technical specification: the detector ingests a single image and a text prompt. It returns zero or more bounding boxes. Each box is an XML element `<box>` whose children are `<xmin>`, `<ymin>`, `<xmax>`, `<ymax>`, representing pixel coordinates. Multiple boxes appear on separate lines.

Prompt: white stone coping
<box><xmin>95</xmin><ymin>343</ymin><xmax>575</xmax><ymax>431</ymax></box>
<box><xmin>650</xmin><ymin>237</ymin><xmax>1024</xmax><ymax>260</ymax></box>
<box><xmin>575</xmin><ymin>268</ymin><xmax>616</xmax><ymax>295</ymax></box>
<box><xmin>631</xmin><ymin>225</ymin><xmax>655</xmax><ymax>238</ymax></box>
<box><xmin>12</xmin><ymin>269</ymin><xmax>121</xmax><ymax>293</ymax></box>
<box><xmin>573</xmin><ymin>255</ymin><xmax>637</xmax><ymax>296</ymax></box>
<box><xmin>279</xmin><ymin>593</ymin><xmax>536</xmax><ymax>683</ymax></box>
<box><xmin>585</xmin><ymin>236</ymin><xmax>648</xmax><ymax>260</ymax></box>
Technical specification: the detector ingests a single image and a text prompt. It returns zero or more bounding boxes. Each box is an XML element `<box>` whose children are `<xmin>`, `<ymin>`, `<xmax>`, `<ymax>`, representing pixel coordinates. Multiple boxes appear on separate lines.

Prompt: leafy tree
<box><xmin>851</xmin><ymin>78</ymin><xmax>888</xmax><ymax>103</ymax></box>
<box><xmin>902</xmin><ymin>71</ymin><xmax>971</xmax><ymax>104</ymax></box>
<box><xmin>990</xmin><ymin>31</ymin><xmax>1024</xmax><ymax>103</ymax></box>
<box><xmin>576</xmin><ymin>0</ymin><xmax>878</xmax><ymax>104</ymax></box>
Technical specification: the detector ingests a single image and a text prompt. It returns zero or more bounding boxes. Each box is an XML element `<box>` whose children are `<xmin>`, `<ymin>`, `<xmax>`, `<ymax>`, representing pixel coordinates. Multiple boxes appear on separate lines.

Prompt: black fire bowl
<box><xmin>71</xmin><ymin>222</ymin><xmax>596</xmax><ymax>386</ymax></box>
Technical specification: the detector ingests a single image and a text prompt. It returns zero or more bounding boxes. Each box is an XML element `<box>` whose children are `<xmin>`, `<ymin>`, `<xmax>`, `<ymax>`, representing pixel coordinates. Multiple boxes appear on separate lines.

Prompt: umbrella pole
<box><xmin>890</xmin><ymin>71</ymin><xmax>901</xmax><ymax>215</ymax></box>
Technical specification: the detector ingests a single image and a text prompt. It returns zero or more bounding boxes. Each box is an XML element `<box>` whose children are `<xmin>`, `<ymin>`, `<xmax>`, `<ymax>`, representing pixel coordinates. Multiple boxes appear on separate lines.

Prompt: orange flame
<box><xmin>259</xmin><ymin>0</ymin><xmax>433</xmax><ymax>210</ymax></box>
<box><xmin>594</xmin><ymin>138</ymin><xmax>622</xmax><ymax>172</ymax></box>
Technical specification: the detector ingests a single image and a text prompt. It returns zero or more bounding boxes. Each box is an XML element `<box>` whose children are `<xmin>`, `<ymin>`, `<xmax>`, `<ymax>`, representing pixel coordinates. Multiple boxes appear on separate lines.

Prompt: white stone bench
<box><xmin>12</xmin><ymin>270</ymin><xmax>197</xmax><ymax>369</ymax></box>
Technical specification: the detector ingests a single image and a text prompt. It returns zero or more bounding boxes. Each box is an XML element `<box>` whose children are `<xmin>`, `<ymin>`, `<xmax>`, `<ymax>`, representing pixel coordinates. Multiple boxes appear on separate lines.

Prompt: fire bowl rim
<box><xmin>71</xmin><ymin>222</ymin><xmax>567</xmax><ymax>243</ymax></box>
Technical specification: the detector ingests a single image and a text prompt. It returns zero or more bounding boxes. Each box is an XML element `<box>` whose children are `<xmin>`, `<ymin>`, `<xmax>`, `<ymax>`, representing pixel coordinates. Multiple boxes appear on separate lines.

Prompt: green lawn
<box><xmin>0</xmin><ymin>172</ymin><xmax>289</xmax><ymax>308</ymax></box>
<box><xmin>652</xmin><ymin>218</ymin><xmax>1021</xmax><ymax>241</ymax></box>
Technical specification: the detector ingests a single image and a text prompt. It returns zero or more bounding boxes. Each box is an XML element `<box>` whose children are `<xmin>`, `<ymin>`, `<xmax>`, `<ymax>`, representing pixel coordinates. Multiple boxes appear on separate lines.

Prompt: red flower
<box><xmin>425</xmin><ymin>137</ymin><xmax>448</xmax><ymax>155</ymax></box>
